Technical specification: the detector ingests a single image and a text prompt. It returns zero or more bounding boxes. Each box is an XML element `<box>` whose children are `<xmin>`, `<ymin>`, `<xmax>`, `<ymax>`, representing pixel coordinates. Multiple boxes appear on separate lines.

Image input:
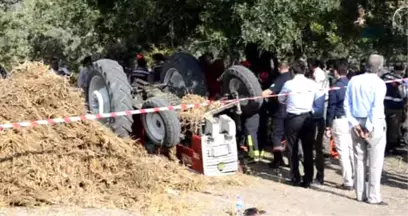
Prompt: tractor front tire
<box><xmin>141</xmin><ymin>97</ymin><xmax>181</xmax><ymax>148</ymax></box>
<box><xmin>220</xmin><ymin>65</ymin><xmax>263</xmax><ymax>117</ymax></box>
<box><xmin>86</xmin><ymin>59</ymin><xmax>134</xmax><ymax>137</ymax></box>
<box><xmin>161</xmin><ymin>53</ymin><xmax>208</xmax><ymax>97</ymax></box>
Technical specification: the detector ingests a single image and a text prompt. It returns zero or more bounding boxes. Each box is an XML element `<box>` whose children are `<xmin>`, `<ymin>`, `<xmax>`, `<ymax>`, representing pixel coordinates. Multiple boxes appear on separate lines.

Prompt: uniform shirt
<box><xmin>326</xmin><ymin>76</ymin><xmax>349</xmax><ymax>127</ymax></box>
<box><xmin>381</xmin><ymin>72</ymin><xmax>406</xmax><ymax>109</ymax></box>
<box><xmin>268</xmin><ymin>72</ymin><xmax>292</xmax><ymax>115</ymax></box>
<box><xmin>278</xmin><ymin>74</ymin><xmax>325</xmax><ymax>116</ymax></box>
<box><xmin>344</xmin><ymin>73</ymin><xmax>387</xmax><ymax>132</ymax></box>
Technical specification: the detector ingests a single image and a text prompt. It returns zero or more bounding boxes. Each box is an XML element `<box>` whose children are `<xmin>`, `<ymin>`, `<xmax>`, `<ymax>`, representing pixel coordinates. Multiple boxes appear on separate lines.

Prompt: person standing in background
<box><xmin>78</xmin><ymin>56</ymin><xmax>93</xmax><ymax>92</ymax></box>
<box><xmin>344</xmin><ymin>54</ymin><xmax>387</xmax><ymax>205</ymax></box>
<box><xmin>325</xmin><ymin>61</ymin><xmax>354</xmax><ymax>190</ymax></box>
<box><xmin>381</xmin><ymin>62</ymin><xmax>407</xmax><ymax>154</ymax></box>
<box><xmin>278</xmin><ymin>60</ymin><xmax>324</xmax><ymax>188</ymax></box>
<box><xmin>309</xmin><ymin>59</ymin><xmax>330</xmax><ymax>185</ymax></box>
<box><xmin>261</xmin><ymin>59</ymin><xmax>293</xmax><ymax>168</ymax></box>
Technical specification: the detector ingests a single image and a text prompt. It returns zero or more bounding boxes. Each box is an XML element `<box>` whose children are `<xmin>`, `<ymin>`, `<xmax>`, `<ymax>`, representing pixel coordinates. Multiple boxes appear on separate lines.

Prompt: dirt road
<box><xmin>0</xmin><ymin>153</ymin><xmax>406</xmax><ymax>216</ymax></box>
<box><xmin>196</xmin><ymin>152</ymin><xmax>408</xmax><ymax>216</ymax></box>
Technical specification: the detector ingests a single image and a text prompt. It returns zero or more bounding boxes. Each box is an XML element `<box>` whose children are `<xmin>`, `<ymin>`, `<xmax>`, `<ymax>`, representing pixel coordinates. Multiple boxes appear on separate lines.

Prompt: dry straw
<box><xmin>179</xmin><ymin>94</ymin><xmax>223</xmax><ymax>134</ymax></box>
<box><xmin>0</xmin><ymin>62</ymin><xmax>209</xmax><ymax>215</ymax></box>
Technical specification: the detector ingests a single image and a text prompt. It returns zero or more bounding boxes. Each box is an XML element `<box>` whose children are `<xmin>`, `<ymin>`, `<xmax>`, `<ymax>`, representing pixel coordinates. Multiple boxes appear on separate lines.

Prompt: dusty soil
<box><xmin>0</xmin><ymin>151</ymin><xmax>406</xmax><ymax>216</ymax></box>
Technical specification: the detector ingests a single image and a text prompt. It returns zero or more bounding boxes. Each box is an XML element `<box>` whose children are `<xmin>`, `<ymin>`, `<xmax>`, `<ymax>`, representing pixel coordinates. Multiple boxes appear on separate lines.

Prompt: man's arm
<box><xmin>312</xmin><ymin>83</ymin><xmax>326</xmax><ymax>118</ymax></box>
<box><xmin>325</xmin><ymin>86</ymin><xmax>337</xmax><ymax>127</ymax></box>
<box><xmin>365</xmin><ymin>80</ymin><xmax>387</xmax><ymax>132</ymax></box>
<box><xmin>262</xmin><ymin>76</ymin><xmax>284</xmax><ymax>97</ymax></box>
<box><xmin>344</xmin><ymin>79</ymin><xmax>359</xmax><ymax>128</ymax></box>
<box><xmin>278</xmin><ymin>82</ymin><xmax>289</xmax><ymax>104</ymax></box>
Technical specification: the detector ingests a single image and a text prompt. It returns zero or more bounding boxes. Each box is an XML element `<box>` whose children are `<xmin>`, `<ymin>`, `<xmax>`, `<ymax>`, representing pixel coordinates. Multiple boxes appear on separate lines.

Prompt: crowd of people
<box><xmin>232</xmin><ymin>48</ymin><xmax>407</xmax><ymax>206</ymax></box>
<box><xmin>56</xmin><ymin>47</ymin><xmax>406</xmax><ymax>206</ymax></box>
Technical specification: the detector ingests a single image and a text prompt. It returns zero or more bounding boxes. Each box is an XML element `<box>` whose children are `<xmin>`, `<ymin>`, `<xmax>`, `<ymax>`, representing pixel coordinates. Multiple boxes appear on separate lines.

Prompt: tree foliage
<box><xmin>0</xmin><ymin>0</ymin><xmax>406</xmax><ymax>68</ymax></box>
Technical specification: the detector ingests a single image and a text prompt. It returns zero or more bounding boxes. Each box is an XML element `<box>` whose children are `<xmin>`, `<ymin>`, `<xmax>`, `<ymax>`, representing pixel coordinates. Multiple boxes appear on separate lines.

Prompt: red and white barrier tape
<box><xmin>0</xmin><ymin>77</ymin><xmax>406</xmax><ymax>131</ymax></box>
<box><xmin>0</xmin><ymin>102</ymin><xmax>213</xmax><ymax>130</ymax></box>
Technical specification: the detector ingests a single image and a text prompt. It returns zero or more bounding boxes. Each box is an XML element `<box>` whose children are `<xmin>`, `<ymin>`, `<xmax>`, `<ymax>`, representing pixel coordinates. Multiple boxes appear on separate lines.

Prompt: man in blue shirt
<box><xmin>344</xmin><ymin>54</ymin><xmax>387</xmax><ymax>205</ymax></box>
<box><xmin>278</xmin><ymin>60</ymin><xmax>325</xmax><ymax>188</ymax></box>
<box><xmin>325</xmin><ymin>61</ymin><xmax>354</xmax><ymax>190</ymax></box>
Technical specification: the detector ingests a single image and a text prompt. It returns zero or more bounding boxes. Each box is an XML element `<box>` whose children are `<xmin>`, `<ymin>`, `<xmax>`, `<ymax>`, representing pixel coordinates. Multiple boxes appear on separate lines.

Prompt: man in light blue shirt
<box><xmin>344</xmin><ymin>54</ymin><xmax>387</xmax><ymax>205</ymax></box>
<box><xmin>278</xmin><ymin>60</ymin><xmax>325</xmax><ymax>188</ymax></box>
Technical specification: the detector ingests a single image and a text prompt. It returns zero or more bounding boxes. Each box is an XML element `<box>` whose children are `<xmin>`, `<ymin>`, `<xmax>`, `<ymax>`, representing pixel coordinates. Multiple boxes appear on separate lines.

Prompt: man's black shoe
<box><xmin>300</xmin><ymin>181</ymin><xmax>311</xmax><ymax>188</ymax></box>
<box><xmin>287</xmin><ymin>179</ymin><xmax>301</xmax><ymax>187</ymax></box>
<box><xmin>315</xmin><ymin>173</ymin><xmax>324</xmax><ymax>185</ymax></box>
<box><xmin>268</xmin><ymin>158</ymin><xmax>284</xmax><ymax>169</ymax></box>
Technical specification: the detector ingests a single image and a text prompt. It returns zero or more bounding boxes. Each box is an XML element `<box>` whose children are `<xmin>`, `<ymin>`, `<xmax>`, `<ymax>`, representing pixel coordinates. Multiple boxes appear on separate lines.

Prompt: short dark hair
<box><xmin>291</xmin><ymin>60</ymin><xmax>307</xmax><ymax>75</ymax></box>
<box><xmin>309</xmin><ymin>59</ymin><xmax>323</xmax><ymax>68</ymax></box>
<box><xmin>394</xmin><ymin>62</ymin><xmax>405</xmax><ymax>71</ymax></box>
<box><xmin>82</xmin><ymin>56</ymin><xmax>92</xmax><ymax>66</ymax></box>
<box><xmin>335</xmin><ymin>61</ymin><xmax>348</xmax><ymax>75</ymax></box>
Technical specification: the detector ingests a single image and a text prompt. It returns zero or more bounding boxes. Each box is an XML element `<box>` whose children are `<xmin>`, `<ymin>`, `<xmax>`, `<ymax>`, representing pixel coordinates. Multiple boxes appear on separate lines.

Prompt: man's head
<box><xmin>278</xmin><ymin>59</ymin><xmax>290</xmax><ymax>73</ymax></box>
<box><xmin>51</xmin><ymin>57</ymin><xmax>59</xmax><ymax>70</ymax></box>
<box><xmin>393</xmin><ymin>62</ymin><xmax>405</xmax><ymax>76</ymax></box>
<box><xmin>367</xmin><ymin>54</ymin><xmax>384</xmax><ymax>74</ymax></box>
<box><xmin>291</xmin><ymin>60</ymin><xmax>307</xmax><ymax>75</ymax></box>
<box><xmin>136</xmin><ymin>54</ymin><xmax>147</xmax><ymax>68</ymax></box>
<box><xmin>152</xmin><ymin>53</ymin><xmax>166</xmax><ymax>64</ymax></box>
<box><xmin>334</xmin><ymin>61</ymin><xmax>348</xmax><ymax>79</ymax></box>
<box><xmin>82</xmin><ymin>56</ymin><xmax>92</xmax><ymax>66</ymax></box>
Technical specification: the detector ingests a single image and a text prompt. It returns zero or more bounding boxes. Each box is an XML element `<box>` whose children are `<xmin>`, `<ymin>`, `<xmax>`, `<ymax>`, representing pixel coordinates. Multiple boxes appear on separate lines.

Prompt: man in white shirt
<box><xmin>309</xmin><ymin>59</ymin><xmax>331</xmax><ymax>184</ymax></box>
<box><xmin>344</xmin><ymin>54</ymin><xmax>387</xmax><ymax>205</ymax></box>
<box><xmin>279</xmin><ymin>60</ymin><xmax>325</xmax><ymax>188</ymax></box>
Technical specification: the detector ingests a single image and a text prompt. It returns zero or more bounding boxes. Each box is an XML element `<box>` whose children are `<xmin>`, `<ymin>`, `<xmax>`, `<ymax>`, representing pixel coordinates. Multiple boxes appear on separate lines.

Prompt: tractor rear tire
<box><xmin>141</xmin><ymin>97</ymin><xmax>181</xmax><ymax>147</ymax></box>
<box><xmin>220</xmin><ymin>65</ymin><xmax>263</xmax><ymax>117</ymax></box>
<box><xmin>161</xmin><ymin>52</ymin><xmax>208</xmax><ymax>97</ymax></box>
<box><xmin>86</xmin><ymin>59</ymin><xmax>134</xmax><ymax>137</ymax></box>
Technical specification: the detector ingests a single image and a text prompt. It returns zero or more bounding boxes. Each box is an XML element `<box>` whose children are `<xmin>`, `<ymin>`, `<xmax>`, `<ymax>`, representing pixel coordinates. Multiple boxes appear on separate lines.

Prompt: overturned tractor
<box><xmin>85</xmin><ymin>53</ymin><xmax>263</xmax><ymax>174</ymax></box>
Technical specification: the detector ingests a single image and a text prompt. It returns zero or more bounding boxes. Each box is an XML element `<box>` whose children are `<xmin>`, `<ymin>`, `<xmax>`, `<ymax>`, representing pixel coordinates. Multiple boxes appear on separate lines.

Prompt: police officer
<box><xmin>381</xmin><ymin>62</ymin><xmax>407</xmax><ymax>154</ymax></box>
<box><xmin>261</xmin><ymin>59</ymin><xmax>293</xmax><ymax>168</ymax></box>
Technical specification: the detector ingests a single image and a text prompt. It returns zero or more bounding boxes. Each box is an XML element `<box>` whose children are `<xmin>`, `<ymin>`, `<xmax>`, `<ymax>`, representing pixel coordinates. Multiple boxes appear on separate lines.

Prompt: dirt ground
<box><xmin>0</xmin><ymin>149</ymin><xmax>406</xmax><ymax>216</ymax></box>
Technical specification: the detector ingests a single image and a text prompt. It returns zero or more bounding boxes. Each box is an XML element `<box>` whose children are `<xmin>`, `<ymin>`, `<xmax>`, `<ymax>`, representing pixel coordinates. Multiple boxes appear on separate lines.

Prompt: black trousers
<box><xmin>285</xmin><ymin>112</ymin><xmax>316</xmax><ymax>183</ymax></box>
<box><xmin>235</xmin><ymin>113</ymin><xmax>260</xmax><ymax>158</ymax></box>
<box><xmin>258</xmin><ymin>103</ymin><xmax>271</xmax><ymax>151</ymax></box>
<box><xmin>272</xmin><ymin>106</ymin><xmax>287</xmax><ymax>151</ymax></box>
<box><xmin>385</xmin><ymin>108</ymin><xmax>403</xmax><ymax>148</ymax></box>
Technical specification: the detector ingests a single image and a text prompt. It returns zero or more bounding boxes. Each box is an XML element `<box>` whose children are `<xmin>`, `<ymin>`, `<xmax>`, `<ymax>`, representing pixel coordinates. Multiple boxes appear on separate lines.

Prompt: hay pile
<box><xmin>179</xmin><ymin>94</ymin><xmax>223</xmax><ymax>134</ymax></box>
<box><xmin>0</xmin><ymin>62</ymin><xmax>206</xmax><ymax>215</ymax></box>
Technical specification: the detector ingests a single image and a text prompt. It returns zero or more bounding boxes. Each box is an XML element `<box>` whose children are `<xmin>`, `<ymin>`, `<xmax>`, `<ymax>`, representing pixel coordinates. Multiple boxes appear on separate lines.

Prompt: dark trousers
<box><xmin>237</xmin><ymin>114</ymin><xmax>260</xmax><ymax>158</ymax></box>
<box><xmin>385</xmin><ymin>108</ymin><xmax>403</xmax><ymax>148</ymax></box>
<box><xmin>285</xmin><ymin>112</ymin><xmax>316</xmax><ymax>183</ymax></box>
<box><xmin>314</xmin><ymin>118</ymin><xmax>326</xmax><ymax>180</ymax></box>
<box><xmin>272</xmin><ymin>106</ymin><xmax>287</xmax><ymax>151</ymax></box>
<box><xmin>258</xmin><ymin>104</ymin><xmax>270</xmax><ymax>151</ymax></box>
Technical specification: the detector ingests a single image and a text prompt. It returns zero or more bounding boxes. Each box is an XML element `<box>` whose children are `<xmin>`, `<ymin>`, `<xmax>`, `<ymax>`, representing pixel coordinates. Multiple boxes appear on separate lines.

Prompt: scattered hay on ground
<box><xmin>179</xmin><ymin>94</ymin><xmax>224</xmax><ymax>134</ymax></box>
<box><xmin>0</xmin><ymin>62</ymin><xmax>207</xmax><ymax>215</ymax></box>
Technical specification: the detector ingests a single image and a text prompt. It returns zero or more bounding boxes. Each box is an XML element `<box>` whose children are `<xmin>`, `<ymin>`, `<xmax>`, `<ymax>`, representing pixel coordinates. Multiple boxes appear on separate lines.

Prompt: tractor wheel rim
<box><xmin>88</xmin><ymin>76</ymin><xmax>110</xmax><ymax>115</ymax></box>
<box><xmin>165</xmin><ymin>68</ymin><xmax>187</xmax><ymax>94</ymax></box>
<box><xmin>145</xmin><ymin>113</ymin><xmax>166</xmax><ymax>141</ymax></box>
<box><xmin>229</xmin><ymin>78</ymin><xmax>249</xmax><ymax>106</ymax></box>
